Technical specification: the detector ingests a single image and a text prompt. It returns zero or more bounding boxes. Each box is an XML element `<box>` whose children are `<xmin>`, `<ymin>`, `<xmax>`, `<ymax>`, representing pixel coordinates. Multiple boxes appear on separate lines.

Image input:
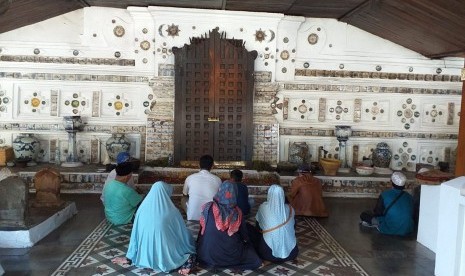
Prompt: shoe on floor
<box><xmin>360</xmin><ymin>221</ymin><xmax>375</xmax><ymax>228</ymax></box>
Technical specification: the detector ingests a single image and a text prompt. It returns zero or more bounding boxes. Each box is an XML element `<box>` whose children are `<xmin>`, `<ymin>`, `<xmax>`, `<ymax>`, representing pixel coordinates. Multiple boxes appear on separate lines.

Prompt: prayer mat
<box><xmin>52</xmin><ymin>202</ymin><xmax>368</xmax><ymax>276</ymax></box>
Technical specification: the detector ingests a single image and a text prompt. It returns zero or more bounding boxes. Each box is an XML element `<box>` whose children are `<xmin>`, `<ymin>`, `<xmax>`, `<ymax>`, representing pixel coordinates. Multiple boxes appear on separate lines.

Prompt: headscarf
<box><xmin>200</xmin><ymin>181</ymin><xmax>242</xmax><ymax>236</ymax></box>
<box><xmin>126</xmin><ymin>181</ymin><xmax>195</xmax><ymax>272</ymax></box>
<box><xmin>256</xmin><ymin>184</ymin><xmax>297</xmax><ymax>258</ymax></box>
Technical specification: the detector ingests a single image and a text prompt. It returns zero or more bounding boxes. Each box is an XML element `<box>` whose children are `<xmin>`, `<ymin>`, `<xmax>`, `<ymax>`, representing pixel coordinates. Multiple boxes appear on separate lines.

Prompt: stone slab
<box><xmin>0</xmin><ymin>202</ymin><xmax>77</xmax><ymax>248</ymax></box>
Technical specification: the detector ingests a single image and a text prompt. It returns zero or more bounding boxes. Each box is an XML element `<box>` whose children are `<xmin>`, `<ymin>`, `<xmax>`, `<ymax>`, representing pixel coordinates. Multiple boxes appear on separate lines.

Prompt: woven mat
<box><xmin>52</xmin><ymin>200</ymin><xmax>368</xmax><ymax>276</ymax></box>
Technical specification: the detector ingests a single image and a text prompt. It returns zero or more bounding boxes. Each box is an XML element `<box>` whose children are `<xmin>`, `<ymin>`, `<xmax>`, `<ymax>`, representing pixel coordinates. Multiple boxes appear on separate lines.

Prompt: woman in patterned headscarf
<box><xmin>197</xmin><ymin>181</ymin><xmax>261</xmax><ymax>270</ymax></box>
<box><xmin>250</xmin><ymin>184</ymin><xmax>298</xmax><ymax>262</ymax></box>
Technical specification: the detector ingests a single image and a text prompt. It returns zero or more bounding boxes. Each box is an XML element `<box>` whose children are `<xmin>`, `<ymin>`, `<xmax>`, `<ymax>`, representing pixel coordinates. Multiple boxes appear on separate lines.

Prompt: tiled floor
<box><xmin>0</xmin><ymin>195</ymin><xmax>435</xmax><ymax>276</ymax></box>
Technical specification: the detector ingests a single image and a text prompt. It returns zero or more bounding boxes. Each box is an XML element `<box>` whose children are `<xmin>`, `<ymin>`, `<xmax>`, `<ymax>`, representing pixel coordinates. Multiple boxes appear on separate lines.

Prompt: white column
<box><xmin>435</xmin><ymin>176</ymin><xmax>465</xmax><ymax>276</ymax></box>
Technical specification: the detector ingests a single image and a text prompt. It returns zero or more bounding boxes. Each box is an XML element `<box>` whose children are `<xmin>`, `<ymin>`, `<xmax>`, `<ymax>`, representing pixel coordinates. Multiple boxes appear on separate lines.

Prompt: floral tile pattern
<box><xmin>52</xmin><ymin>199</ymin><xmax>368</xmax><ymax>276</ymax></box>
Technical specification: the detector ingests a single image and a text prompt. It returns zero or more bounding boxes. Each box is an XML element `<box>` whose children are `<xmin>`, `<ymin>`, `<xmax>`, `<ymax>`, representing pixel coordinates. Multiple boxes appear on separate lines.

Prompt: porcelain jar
<box><xmin>105</xmin><ymin>134</ymin><xmax>130</xmax><ymax>163</ymax></box>
<box><xmin>372</xmin><ymin>142</ymin><xmax>392</xmax><ymax>168</ymax></box>
<box><xmin>12</xmin><ymin>133</ymin><xmax>40</xmax><ymax>161</ymax></box>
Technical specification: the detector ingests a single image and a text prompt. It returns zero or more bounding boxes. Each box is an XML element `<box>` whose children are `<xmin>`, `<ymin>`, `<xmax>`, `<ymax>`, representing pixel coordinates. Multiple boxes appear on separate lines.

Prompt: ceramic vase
<box><xmin>288</xmin><ymin>142</ymin><xmax>310</xmax><ymax>164</ymax></box>
<box><xmin>105</xmin><ymin>134</ymin><xmax>130</xmax><ymax>163</ymax></box>
<box><xmin>12</xmin><ymin>134</ymin><xmax>40</xmax><ymax>164</ymax></box>
<box><xmin>372</xmin><ymin>142</ymin><xmax>392</xmax><ymax>168</ymax></box>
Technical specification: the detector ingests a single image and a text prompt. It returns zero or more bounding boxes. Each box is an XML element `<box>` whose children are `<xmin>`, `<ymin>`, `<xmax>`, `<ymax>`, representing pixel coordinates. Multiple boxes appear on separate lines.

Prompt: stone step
<box><xmin>10</xmin><ymin>164</ymin><xmax>418</xmax><ymax>198</ymax></box>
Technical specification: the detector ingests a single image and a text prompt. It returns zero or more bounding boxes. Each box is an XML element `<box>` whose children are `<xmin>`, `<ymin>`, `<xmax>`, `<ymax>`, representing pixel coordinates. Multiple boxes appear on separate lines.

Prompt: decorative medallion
<box><xmin>23</xmin><ymin>92</ymin><xmax>48</xmax><ymax>114</ymax></box>
<box><xmin>140</xmin><ymin>40</ymin><xmax>151</xmax><ymax>50</ymax></box>
<box><xmin>62</xmin><ymin>92</ymin><xmax>89</xmax><ymax>115</ymax></box>
<box><xmin>31</xmin><ymin>97</ymin><xmax>41</xmax><ymax>107</ymax></box>
<box><xmin>166</xmin><ymin>24</ymin><xmax>180</xmax><ymax>37</ymax></box>
<box><xmin>142</xmin><ymin>28</ymin><xmax>148</xmax><ymax>34</ymax></box>
<box><xmin>307</xmin><ymin>33</ymin><xmax>318</xmax><ymax>45</ymax></box>
<box><xmin>114</xmin><ymin>51</ymin><xmax>121</xmax><ymax>58</ymax></box>
<box><xmin>328</xmin><ymin>100</ymin><xmax>349</xmax><ymax>120</ymax></box>
<box><xmin>397</xmin><ymin>98</ymin><xmax>418</xmax><ymax>129</ymax></box>
<box><xmin>280</xmin><ymin>50</ymin><xmax>290</xmax><ymax>60</ymax></box>
<box><xmin>73</xmin><ymin>50</ymin><xmax>79</xmax><ymax>56</ymax></box>
<box><xmin>283</xmin><ymin>37</ymin><xmax>289</xmax><ymax>43</ymax></box>
<box><xmin>270</xmin><ymin>96</ymin><xmax>283</xmax><ymax>115</ymax></box>
<box><xmin>106</xmin><ymin>94</ymin><xmax>130</xmax><ymax>116</ymax></box>
<box><xmin>424</xmin><ymin>104</ymin><xmax>444</xmax><ymax>123</ymax></box>
<box><xmin>303</xmin><ymin>62</ymin><xmax>310</xmax><ymax>68</ymax></box>
<box><xmin>113</xmin><ymin>25</ymin><xmax>125</xmax><ymax>37</ymax></box>
<box><xmin>254</xmin><ymin>29</ymin><xmax>267</xmax><ymax>42</ymax></box>
<box><xmin>376</xmin><ymin>65</ymin><xmax>382</xmax><ymax>71</ymax></box>
<box><xmin>0</xmin><ymin>89</ymin><xmax>10</xmax><ymax>114</ymax></box>
<box><xmin>33</xmin><ymin>48</ymin><xmax>40</xmax><ymax>55</ymax></box>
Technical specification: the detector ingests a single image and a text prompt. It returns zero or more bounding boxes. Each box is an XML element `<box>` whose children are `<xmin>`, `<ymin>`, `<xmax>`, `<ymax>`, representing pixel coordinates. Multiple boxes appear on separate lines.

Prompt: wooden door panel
<box><xmin>173</xmin><ymin>29</ymin><xmax>257</xmax><ymax>164</ymax></box>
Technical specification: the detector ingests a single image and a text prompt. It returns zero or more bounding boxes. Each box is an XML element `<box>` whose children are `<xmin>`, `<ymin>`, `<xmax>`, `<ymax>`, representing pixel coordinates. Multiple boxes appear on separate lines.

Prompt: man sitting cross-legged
<box><xmin>102</xmin><ymin>162</ymin><xmax>143</xmax><ymax>225</ymax></box>
<box><xmin>182</xmin><ymin>154</ymin><xmax>221</xmax><ymax>220</ymax></box>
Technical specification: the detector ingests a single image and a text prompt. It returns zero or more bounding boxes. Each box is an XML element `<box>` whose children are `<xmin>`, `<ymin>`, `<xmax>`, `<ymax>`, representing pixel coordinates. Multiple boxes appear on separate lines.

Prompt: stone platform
<box><xmin>0</xmin><ymin>201</ymin><xmax>77</xmax><ymax>248</ymax></box>
<box><xmin>6</xmin><ymin>163</ymin><xmax>418</xmax><ymax>198</ymax></box>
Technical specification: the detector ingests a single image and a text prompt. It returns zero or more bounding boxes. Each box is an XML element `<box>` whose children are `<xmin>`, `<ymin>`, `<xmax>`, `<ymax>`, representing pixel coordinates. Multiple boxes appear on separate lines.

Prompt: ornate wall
<box><xmin>0</xmin><ymin>7</ymin><xmax>462</xmax><ymax>170</ymax></box>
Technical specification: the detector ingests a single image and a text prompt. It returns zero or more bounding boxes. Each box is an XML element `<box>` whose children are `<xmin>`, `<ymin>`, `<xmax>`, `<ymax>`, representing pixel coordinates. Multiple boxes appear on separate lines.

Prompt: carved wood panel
<box><xmin>173</xmin><ymin>29</ymin><xmax>257</xmax><ymax>164</ymax></box>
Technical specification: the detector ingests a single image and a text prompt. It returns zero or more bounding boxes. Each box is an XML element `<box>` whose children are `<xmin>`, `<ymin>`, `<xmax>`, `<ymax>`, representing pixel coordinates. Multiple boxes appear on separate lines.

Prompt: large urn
<box><xmin>105</xmin><ymin>134</ymin><xmax>131</xmax><ymax>163</ymax></box>
<box><xmin>12</xmin><ymin>133</ymin><xmax>40</xmax><ymax>166</ymax></box>
<box><xmin>372</xmin><ymin>142</ymin><xmax>393</xmax><ymax>174</ymax></box>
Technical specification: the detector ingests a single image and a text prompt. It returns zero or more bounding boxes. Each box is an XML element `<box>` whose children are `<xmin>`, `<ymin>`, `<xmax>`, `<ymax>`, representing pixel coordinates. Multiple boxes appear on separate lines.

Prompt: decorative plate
<box><xmin>308</xmin><ymin>33</ymin><xmax>319</xmax><ymax>45</ymax></box>
<box><xmin>280</xmin><ymin>50</ymin><xmax>290</xmax><ymax>60</ymax></box>
<box><xmin>113</xmin><ymin>25</ymin><xmax>125</xmax><ymax>37</ymax></box>
<box><xmin>114</xmin><ymin>101</ymin><xmax>123</xmax><ymax>110</ymax></box>
<box><xmin>140</xmin><ymin>40</ymin><xmax>151</xmax><ymax>50</ymax></box>
<box><xmin>31</xmin><ymin>98</ymin><xmax>40</xmax><ymax>108</ymax></box>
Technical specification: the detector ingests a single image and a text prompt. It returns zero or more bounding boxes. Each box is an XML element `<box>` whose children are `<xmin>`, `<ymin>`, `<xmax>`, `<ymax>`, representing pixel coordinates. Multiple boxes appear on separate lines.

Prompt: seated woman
<box><xmin>249</xmin><ymin>184</ymin><xmax>298</xmax><ymax>262</ymax></box>
<box><xmin>112</xmin><ymin>181</ymin><xmax>196</xmax><ymax>275</ymax></box>
<box><xmin>197</xmin><ymin>182</ymin><xmax>262</xmax><ymax>270</ymax></box>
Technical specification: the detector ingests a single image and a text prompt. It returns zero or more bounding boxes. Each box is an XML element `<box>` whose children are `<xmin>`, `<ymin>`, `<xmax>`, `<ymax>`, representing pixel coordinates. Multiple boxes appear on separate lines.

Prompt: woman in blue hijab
<box><xmin>197</xmin><ymin>181</ymin><xmax>262</xmax><ymax>270</ymax></box>
<box><xmin>250</xmin><ymin>184</ymin><xmax>298</xmax><ymax>262</ymax></box>
<box><xmin>112</xmin><ymin>181</ymin><xmax>196</xmax><ymax>275</ymax></box>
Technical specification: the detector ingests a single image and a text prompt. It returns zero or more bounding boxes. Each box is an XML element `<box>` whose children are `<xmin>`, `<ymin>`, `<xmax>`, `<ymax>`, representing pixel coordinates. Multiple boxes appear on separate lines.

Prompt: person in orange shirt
<box><xmin>288</xmin><ymin>164</ymin><xmax>328</xmax><ymax>217</ymax></box>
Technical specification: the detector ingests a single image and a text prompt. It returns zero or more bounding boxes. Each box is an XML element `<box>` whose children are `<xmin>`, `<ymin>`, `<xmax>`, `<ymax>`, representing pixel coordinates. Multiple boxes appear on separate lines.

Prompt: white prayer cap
<box><xmin>391</xmin><ymin>172</ymin><xmax>406</xmax><ymax>187</ymax></box>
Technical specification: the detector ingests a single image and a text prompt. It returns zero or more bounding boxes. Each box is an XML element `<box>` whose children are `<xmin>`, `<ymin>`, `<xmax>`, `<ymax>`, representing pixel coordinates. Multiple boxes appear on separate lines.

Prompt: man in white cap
<box><xmin>360</xmin><ymin>172</ymin><xmax>414</xmax><ymax>236</ymax></box>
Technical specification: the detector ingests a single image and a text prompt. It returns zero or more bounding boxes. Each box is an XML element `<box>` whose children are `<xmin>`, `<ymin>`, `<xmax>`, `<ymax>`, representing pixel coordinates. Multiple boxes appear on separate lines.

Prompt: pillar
<box><xmin>455</xmin><ymin>65</ymin><xmax>465</xmax><ymax>176</ymax></box>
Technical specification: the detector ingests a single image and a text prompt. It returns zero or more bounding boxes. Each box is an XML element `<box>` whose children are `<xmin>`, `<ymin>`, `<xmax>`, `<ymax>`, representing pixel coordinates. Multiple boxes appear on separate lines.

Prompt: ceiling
<box><xmin>0</xmin><ymin>0</ymin><xmax>465</xmax><ymax>59</ymax></box>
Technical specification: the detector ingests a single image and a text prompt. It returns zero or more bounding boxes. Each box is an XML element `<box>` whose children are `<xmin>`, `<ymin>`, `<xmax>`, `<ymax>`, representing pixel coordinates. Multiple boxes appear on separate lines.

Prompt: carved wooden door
<box><xmin>173</xmin><ymin>29</ymin><xmax>257</xmax><ymax>164</ymax></box>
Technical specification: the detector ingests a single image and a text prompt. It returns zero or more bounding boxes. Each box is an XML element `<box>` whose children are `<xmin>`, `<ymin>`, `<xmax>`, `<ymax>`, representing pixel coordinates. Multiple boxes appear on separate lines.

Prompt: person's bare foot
<box><xmin>178</xmin><ymin>268</ymin><xmax>190</xmax><ymax>275</ymax></box>
<box><xmin>260</xmin><ymin>260</ymin><xmax>271</xmax><ymax>268</ymax></box>
<box><xmin>112</xmin><ymin>257</ymin><xmax>130</xmax><ymax>265</ymax></box>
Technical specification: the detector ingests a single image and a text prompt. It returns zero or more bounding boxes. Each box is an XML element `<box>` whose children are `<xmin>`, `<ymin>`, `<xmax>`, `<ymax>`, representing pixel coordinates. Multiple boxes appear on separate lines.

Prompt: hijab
<box><xmin>256</xmin><ymin>184</ymin><xmax>297</xmax><ymax>258</ymax></box>
<box><xmin>126</xmin><ymin>181</ymin><xmax>195</xmax><ymax>272</ymax></box>
<box><xmin>200</xmin><ymin>181</ymin><xmax>243</xmax><ymax>236</ymax></box>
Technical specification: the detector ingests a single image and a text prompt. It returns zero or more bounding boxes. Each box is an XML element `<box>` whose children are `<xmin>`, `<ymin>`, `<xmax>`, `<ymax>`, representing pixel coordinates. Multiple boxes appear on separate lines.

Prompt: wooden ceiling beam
<box><xmin>427</xmin><ymin>50</ymin><xmax>465</xmax><ymax>59</ymax></box>
<box><xmin>338</xmin><ymin>0</ymin><xmax>370</xmax><ymax>21</ymax></box>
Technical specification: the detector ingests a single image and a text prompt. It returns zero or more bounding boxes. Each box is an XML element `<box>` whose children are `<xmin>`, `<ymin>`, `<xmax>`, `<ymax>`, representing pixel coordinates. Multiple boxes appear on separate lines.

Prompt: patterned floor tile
<box><xmin>52</xmin><ymin>200</ymin><xmax>369</xmax><ymax>276</ymax></box>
